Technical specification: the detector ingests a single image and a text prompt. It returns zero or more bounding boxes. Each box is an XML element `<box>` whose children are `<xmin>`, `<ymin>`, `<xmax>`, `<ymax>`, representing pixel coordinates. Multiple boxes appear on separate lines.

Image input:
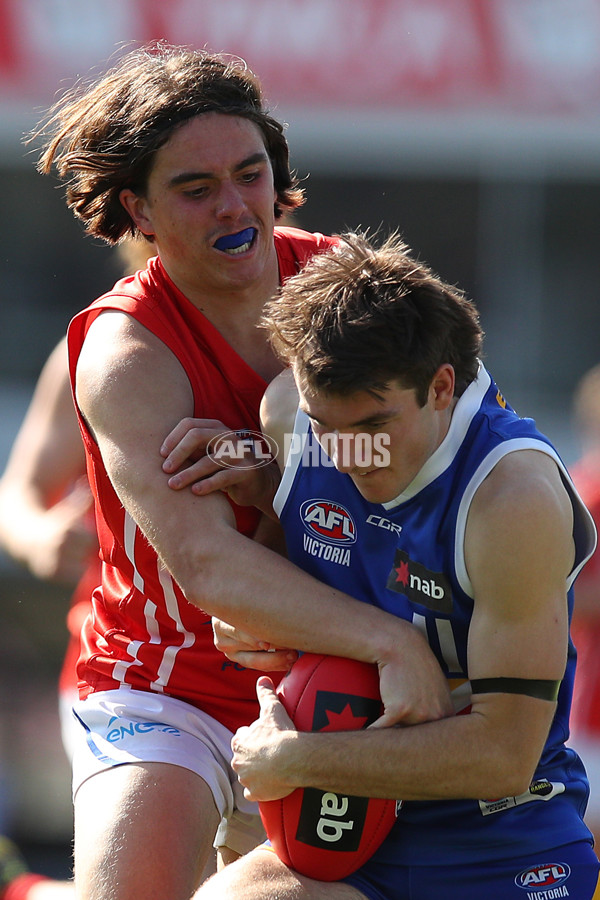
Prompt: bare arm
<box><xmin>231</xmin><ymin>451</ymin><xmax>574</xmax><ymax>802</ymax></box>
<box><xmin>0</xmin><ymin>337</ymin><xmax>96</xmax><ymax>583</ymax></box>
<box><xmin>160</xmin><ymin>368</ymin><xmax>299</xmax><ymax>514</ymax></box>
<box><xmin>77</xmin><ymin>316</ymin><xmax>452</xmax><ymax>726</ymax></box>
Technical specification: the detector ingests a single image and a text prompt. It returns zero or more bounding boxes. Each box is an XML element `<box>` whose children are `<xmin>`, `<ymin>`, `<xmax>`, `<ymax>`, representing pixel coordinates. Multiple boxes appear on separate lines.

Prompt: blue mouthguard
<box><xmin>214</xmin><ymin>228</ymin><xmax>256</xmax><ymax>251</ymax></box>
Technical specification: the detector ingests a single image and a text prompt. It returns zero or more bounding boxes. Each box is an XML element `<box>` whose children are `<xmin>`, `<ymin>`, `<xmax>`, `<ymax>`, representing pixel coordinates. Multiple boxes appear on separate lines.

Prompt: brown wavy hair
<box><xmin>263</xmin><ymin>231</ymin><xmax>484</xmax><ymax>405</ymax></box>
<box><xmin>33</xmin><ymin>42</ymin><xmax>305</xmax><ymax>243</ymax></box>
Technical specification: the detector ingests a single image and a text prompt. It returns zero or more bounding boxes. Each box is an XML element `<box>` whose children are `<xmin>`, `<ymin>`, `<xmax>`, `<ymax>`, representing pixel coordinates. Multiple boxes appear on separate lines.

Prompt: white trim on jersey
<box><xmin>382</xmin><ymin>362</ymin><xmax>491</xmax><ymax>510</ymax></box>
<box><xmin>273</xmin><ymin>406</ymin><xmax>312</xmax><ymax>518</ymax></box>
<box><xmin>454</xmin><ymin>437</ymin><xmax>597</xmax><ymax>598</ymax></box>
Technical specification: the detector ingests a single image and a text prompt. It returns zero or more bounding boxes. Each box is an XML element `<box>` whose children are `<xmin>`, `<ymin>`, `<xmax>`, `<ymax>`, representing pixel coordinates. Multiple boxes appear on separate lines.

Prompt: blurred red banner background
<box><xmin>0</xmin><ymin>0</ymin><xmax>598</xmax><ymax>116</ymax></box>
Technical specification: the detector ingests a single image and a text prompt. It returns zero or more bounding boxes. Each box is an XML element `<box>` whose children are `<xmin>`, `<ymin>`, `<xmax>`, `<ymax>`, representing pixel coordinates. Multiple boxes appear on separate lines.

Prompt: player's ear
<box><xmin>430</xmin><ymin>364</ymin><xmax>455</xmax><ymax>410</ymax></box>
<box><xmin>120</xmin><ymin>188</ymin><xmax>155</xmax><ymax>238</ymax></box>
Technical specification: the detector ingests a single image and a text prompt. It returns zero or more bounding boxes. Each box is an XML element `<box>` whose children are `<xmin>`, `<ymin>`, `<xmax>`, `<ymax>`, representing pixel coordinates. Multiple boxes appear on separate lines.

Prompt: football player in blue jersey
<box><xmin>163</xmin><ymin>232</ymin><xmax>600</xmax><ymax>900</ymax></box>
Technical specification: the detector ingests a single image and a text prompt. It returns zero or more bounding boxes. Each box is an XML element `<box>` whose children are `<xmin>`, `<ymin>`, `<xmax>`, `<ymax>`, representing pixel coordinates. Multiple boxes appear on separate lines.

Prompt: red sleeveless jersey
<box><xmin>67</xmin><ymin>227</ymin><xmax>337</xmax><ymax>732</ymax></box>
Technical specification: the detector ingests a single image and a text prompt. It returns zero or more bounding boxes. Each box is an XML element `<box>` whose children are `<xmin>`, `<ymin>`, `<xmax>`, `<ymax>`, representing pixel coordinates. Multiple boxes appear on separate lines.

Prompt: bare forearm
<box><xmin>175</xmin><ymin>519</ymin><xmax>405</xmax><ymax>664</ymax></box>
<box><xmin>0</xmin><ymin>485</ymin><xmax>53</xmax><ymax>566</ymax></box>
<box><xmin>266</xmin><ymin>696</ymin><xmax>552</xmax><ymax>802</ymax></box>
<box><xmin>153</xmin><ymin>508</ymin><xmax>451</xmax><ymax>724</ymax></box>
<box><xmin>122</xmin><ymin>460</ymin><xmax>407</xmax><ymax>666</ymax></box>
<box><xmin>0</xmin><ymin>480</ymin><xmax>95</xmax><ymax>583</ymax></box>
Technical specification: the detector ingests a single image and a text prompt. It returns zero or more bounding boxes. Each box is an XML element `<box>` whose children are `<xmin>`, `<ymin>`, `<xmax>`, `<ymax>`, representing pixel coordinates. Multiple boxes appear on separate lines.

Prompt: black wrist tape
<box><xmin>470</xmin><ymin>677</ymin><xmax>561</xmax><ymax>701</ymax></box>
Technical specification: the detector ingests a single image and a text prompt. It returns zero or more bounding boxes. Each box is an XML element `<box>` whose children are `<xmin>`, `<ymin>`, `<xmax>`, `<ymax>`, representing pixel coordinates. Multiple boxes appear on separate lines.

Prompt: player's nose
<box><xmin>329</xmin><ymin>432</ymin><xmax>358</xmax><ymax>473</ymax></box>
<box><xmin>215</xmin><ymin>180</ymin><xmax>247</xmax><ymax>218</ymax></box>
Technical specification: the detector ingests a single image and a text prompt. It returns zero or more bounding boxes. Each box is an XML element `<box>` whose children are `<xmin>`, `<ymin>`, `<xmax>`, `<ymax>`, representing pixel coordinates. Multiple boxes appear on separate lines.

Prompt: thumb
<box><xmin>256</xmin><ymin>675</ymin><xmax>277</xmax><ymax>712</ymax></box>
<box><xmin>368</xmin><ymin>712</ymin><xmax>401</xmax><ymax>730</ymax></box>
<box><xmin>256</xmin><ymin>676</ymin><xmax>296</xmax><ymax>731</ymax></box>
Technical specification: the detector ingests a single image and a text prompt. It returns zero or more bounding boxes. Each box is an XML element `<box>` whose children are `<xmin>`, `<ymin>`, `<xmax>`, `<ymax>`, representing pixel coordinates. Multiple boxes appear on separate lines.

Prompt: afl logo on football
<box><xmin>514</xmin><ymin>862</ymin><xmax>570</xmax><ymax>891</ymax></box>
<box><xmin>300</xmin><ymin>499</ymin><xmax>357</xmax><ymax>545</ymax></box>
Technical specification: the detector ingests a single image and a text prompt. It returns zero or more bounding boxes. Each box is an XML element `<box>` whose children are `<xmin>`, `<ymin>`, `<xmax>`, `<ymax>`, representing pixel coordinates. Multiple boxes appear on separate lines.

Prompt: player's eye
<box><xmin>363</xmin><ymin>420</ymin><xmax>388</xmax><ymax>431</ymax></box>
<box><xmin>239</xmin><ymin>169</ymin><xmax>261</xmax><ymax>184</ymax></box>
<box><xmin>183</xmin><ymin>185</ymin><xmax>208</xmax><ymax>198</ymax></box>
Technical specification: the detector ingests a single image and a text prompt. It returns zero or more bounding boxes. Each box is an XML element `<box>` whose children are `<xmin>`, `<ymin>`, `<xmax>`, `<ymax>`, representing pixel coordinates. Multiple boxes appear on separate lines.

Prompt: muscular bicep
<box><xmin>75</xmin><ymin>311</ymin><xmax>236</xmax><ymax>577</ymax></box>
<box><xmin>465</xmin><ymin>450</ymin><xmax>573</xmax><ymax>684</ymax></box>
<box><xmin>461</xmin><ymin>451</ymin><xmax>575</xmax><ymax>780</ymax></box>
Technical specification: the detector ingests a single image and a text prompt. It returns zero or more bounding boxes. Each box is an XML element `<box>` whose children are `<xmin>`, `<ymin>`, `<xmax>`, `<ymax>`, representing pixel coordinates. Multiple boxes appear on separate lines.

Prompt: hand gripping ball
<box><xmin>259</xmin><ymin>653</ymin><xmax>399</xmax><ymax>881</ymax></box>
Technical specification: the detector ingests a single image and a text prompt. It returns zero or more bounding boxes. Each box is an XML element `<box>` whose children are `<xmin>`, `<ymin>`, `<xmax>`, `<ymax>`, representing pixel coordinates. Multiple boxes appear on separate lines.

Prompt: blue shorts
<box><xmin>344</xmin><ymin>840</ymin><xmax>600</xmax><ymax>899</ymax></box>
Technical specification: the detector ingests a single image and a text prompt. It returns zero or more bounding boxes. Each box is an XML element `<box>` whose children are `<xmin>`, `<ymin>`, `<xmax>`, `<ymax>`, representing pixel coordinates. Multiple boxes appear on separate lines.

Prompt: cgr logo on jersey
<box><xmin>514</xmin><ymin>862</ymin><xmax>570</xmax><ymax>894</ymax></box>
<box><xmin>300</xmin><ymin>499</ymin><xmax>356</xmax><ymax>567</ymax></box>
<box><xmin>385</xmin><ymin>548</ymin><xmax>452</xmax><ymax>613</ymax></box>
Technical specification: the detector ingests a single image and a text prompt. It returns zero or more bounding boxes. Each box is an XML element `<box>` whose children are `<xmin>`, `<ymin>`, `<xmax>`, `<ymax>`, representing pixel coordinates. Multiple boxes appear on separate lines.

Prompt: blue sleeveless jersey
<box><xmin>273</xmin><ymin>364</ymin><xmax>597</xmax><ymax>866</ymax></box>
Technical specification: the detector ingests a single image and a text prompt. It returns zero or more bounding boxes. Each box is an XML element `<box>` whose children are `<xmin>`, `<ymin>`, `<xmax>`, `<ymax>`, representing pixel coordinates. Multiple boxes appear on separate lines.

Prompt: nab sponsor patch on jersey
<box><xmin>259</xmin><ymin>653</ymin><xmax>398</xmax><ymax>881</ymax></box>
<box><xmin>386</xmin><ymin>548</ymin><xmax>453</xmax><ymax>613</ymax></box>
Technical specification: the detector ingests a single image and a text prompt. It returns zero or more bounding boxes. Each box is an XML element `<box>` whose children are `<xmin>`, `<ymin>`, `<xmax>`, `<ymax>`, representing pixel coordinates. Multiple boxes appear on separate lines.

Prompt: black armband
<box><xmin>470</xmin><ymin>677</ymin><xmax>561</xmax><ymax>701</ymax></box>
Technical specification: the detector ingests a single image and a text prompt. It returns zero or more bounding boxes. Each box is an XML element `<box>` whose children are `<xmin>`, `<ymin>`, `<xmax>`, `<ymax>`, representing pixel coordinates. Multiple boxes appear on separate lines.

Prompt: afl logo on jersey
<box><xmin>300</xmin><ymin>499</ymin><xmax>357</xmax><ymax>545</ymax></box>
<box><xmin>514</xmin><ymin>862</ymin><xmax>570</xmax><ymax>892</ymax></box>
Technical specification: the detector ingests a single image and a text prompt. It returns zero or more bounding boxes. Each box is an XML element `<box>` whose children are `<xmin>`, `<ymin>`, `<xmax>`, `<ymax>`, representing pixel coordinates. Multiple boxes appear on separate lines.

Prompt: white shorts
<box><xmin>71</xmin><ymin>688</ymin><xmax>265</xmax><ymax>856</ymax></box>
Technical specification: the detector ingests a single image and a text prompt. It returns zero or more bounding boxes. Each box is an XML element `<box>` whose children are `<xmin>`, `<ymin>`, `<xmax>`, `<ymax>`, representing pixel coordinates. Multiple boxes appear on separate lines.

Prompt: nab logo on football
<box><xmin>515</xmin><ymin>862</ymin><xmax>570</xmax><ymax>891</ymax></box>
<box><xmin>300</xmin><ymin>499</ymin><xmax>357</xmax><ymax>545</ymax></box>
<box><xmin>294</xmin><ymin>688</ymin><xmax>383</xmax><ymax>852</ymax></box>
<box><xmin>295</xmin><ymin>790</ymin><xmax>369</xmax><ymax>852</ymax></box>
<box><xmin>259</xmin><ymin>655</ymin><xmax>399</xmax><ymax>880</ymax></box>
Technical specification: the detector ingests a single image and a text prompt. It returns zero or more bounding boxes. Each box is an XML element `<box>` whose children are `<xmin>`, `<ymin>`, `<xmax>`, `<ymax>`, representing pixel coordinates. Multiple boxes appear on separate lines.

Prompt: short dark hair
<box><xmin>263</xmin><ymin>231</ymin><xmax>484</xmax><ymax>405</ymax></box>
<box><xmin>33</xmin><ymin>42</ymin><xmax>304</xmax><ymax>243</ymax></box>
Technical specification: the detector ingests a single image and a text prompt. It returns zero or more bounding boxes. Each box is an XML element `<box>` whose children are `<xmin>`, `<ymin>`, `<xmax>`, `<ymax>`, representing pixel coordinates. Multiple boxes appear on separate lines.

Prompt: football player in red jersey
<box><xmin>33</xmin><ymin>47</ymin><xmax>450</xmax><ymax>900</ymax></box>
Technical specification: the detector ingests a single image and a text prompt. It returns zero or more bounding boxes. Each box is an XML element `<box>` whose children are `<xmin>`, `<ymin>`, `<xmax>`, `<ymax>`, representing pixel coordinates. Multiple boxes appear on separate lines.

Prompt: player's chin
<box><xmin>351</xmin><ymin>471</ymin><xmax>395</xmax><ymax>503</ymax></box>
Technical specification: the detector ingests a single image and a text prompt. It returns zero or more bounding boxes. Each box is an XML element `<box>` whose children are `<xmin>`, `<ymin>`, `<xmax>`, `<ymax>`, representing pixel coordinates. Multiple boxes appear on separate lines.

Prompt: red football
<box><xmin>259</xmin><ymin>653</ymin><xmax>399</xmax><ymax>881</ymax></box>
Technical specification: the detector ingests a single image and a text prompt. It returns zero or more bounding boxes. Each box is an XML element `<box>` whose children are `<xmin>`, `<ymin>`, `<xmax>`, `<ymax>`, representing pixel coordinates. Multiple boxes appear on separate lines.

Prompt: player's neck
<box><xmin>218</xmin><ymin>311</ymin><xmax>284</xmax><ymax>382</ymax></box>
